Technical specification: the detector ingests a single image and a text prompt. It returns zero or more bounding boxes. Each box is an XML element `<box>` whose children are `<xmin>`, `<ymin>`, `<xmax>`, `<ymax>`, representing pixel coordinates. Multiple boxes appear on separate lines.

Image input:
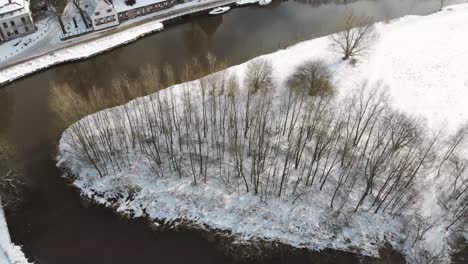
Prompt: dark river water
<box><xmin>0</xmin><ymin>0</ymin><xmax>458</xmax><ymax>263</ymax></box>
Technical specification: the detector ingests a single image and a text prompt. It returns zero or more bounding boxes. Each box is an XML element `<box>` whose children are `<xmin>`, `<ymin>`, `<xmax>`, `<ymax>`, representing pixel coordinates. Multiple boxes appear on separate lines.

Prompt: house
<box><xmin>87</xmin><ymin>0</ymin><xmax>119</xmax><ymax>31</ymax></box>
<box><xmin>0</xmin><ymin>0</ymin><xmax>35</xmax><ymax>42</ymax></box>
<box><xmin>86</xmin><ymin>0</ymin><xmax>176</xmax><ymax>31</ymax></box>
<box><xmin>113</xmin><ymin>0</ymin><xmax>177</xmax><ymax>22</ymax></box>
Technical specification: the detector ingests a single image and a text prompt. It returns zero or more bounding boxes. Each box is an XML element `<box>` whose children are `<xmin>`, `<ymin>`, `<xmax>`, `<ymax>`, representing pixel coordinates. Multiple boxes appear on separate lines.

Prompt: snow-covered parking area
<box><xmin>58</xmin><ymin>3</ymin><xmax>468</xmax><ymax>264</ymax></box>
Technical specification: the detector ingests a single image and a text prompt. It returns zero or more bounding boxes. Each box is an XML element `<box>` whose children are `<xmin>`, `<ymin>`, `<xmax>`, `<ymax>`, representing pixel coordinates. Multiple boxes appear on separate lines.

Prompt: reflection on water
<box><xmin>0</xmin><ymin>0</ymin><xmax>459</xmax><ymax>263</ymax></box>
<box><xmin>48</xmin><ymin>0</ymin><xmax>447</xmax><ymax>93</ymax></box>
<box><xmin>0</xmin><ymin>89</ymin><xmax>13</xmax><ymax>135</ymax></box>
<box><xmin>183</xmin><ymin>16</ymin><xmax>223</xmax><ymax>54</ymax></box>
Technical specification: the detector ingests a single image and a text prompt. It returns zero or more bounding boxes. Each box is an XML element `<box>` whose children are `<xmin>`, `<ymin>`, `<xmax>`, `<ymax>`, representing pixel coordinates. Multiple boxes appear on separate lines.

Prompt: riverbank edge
<box><xmin>57</xmin><ymin>165</ymin><xmax>405</xmax><ymax>264</ymax></box>
<box><xmin>0</xmin><ymin>2</ymin><xmax>460</xmax><ymax>88</ymax></box>
<box><xmin>0</xmin><ymin>0</ymin><xmax>239</xmax><ymax>87</ymax></box>
<box><xmin>53</xmin><ymin>3</ymin><xmax>466</xmax><ymax>263</ymax></box>
<box><xmin>0</xmin><ymin>22</ymin><xmax>163</xmax><ymax>86</ymax></box>
<box><xmin>0</xmin><ymin>203</ymin><xmax>30</xmax><ymax>264</ymax></box>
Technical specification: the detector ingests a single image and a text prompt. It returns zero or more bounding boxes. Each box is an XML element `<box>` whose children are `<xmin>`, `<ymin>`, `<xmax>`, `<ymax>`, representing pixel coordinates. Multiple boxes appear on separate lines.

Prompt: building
<box><xmin>86</xmin><ymin>0</ymin><xmax>176</xmax><ymax>31</ymax></box>
<box><xmin>0</xmin><ymin>0</ymin><xmax>35</xmax><ymax>42</ymax></box>
<box><xmin>88</xmin><ymin>0</ymin><xmax>119</xmax><ymax>31</ymax></box>
<box><xmin>114</xmin><ymin>0</ymin><xmax>177</xmax><ymax>22</ymax></box>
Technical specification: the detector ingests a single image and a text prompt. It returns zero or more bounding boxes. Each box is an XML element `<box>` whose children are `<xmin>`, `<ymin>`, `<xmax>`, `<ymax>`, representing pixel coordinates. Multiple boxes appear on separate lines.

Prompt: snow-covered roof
<box><xmin>82</xmin><ymin>0</ymin><xmax>98</xmax><ymax>15</ymax></box>
<box><xmin>0</xmin><ymin>0</ymin><xmax>28</xmax><ymax>15</ymax></box>
<box><xmin>113</xmin><ymin>0</ymin><xmax>168</xmax><ymax>13</ymax></box>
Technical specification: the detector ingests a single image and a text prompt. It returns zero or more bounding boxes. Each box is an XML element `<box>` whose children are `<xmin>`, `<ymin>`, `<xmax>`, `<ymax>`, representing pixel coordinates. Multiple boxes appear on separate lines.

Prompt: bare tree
<box><xmin>243</xmin><ymin>59</ymin><xmax>274</xmax><ymax>94</ymax></box>
<box><xmin>45</xmin><ymin>0</ymin><xmax>68</xmax><ymax>34</ymax></box>
<box><xmin>71</xmin><ymin>0</ymin><xmax>91</xmax><ymax>29</ymax></box>
<box><xmin>286</xmin><ymin>60</ymin><xmax>335</xmax><ymax>97</ymax></box>
<box><xmin>330</xmin><ymin>9</ymin><xmax>378</xmax><ymax>61</ymax></box>
<box><xmin>437</xmin><ymin>123</ymin><xmax>468</xmax><ymax>178</ymax></box>
<box><xmin>0</xmin><ymin>136</ymin><xmax>24</xmax><ymax>210</ymax></box>
<box><xmin>243</xmin><ymin>59</ymin><xmax>274</xmax><ymax>137</ymax></box>
<box><xmin>437</xmin><ymin>124</ymin><xmax>468</xmax><ymax>230</ymax></box>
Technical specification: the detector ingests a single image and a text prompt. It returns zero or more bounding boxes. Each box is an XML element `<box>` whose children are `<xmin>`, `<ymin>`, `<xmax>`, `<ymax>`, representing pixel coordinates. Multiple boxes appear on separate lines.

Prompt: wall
<box><xmin>117</xmin><ymin>0</ymin><xmax>176</xmax><ymax>21</ymax></box>
<box><xmin>0</xmin><ymin>9</ymin><xmax>35</xmax><ymax>42</ymax></box>
<box><xmin>91</xmin><ymin>0</ymin><xmax>120</xmax><ymax>31</ymax></box>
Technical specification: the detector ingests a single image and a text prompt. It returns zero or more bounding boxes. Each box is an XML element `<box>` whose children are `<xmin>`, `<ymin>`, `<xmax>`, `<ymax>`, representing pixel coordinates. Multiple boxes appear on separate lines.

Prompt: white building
<box><xmin>85</xmin><ymin>0</ymin><xmax>176</xmax><ymax>32</ymax></box>
<box><xmin>87</xmin><ymin>0</ymin><xmax>119</xmax><ymax>31</ymax></box>
<box><xmin>114</xmin><ymin>0</ymin><xmax>176</xmax><ymax>22</ymax></box>
<box><xmin>0</xmin><ymin>0</ymin><xmax>35</xmax><ymax>42</ymax></box>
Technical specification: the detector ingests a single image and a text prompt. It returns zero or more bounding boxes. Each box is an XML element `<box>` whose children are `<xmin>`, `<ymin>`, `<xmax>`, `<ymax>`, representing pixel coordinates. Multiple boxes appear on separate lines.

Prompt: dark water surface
<box><xmin>0</xmin><ymin>0</ymin><xmax>454</xmax><ymax>263</ymax></box>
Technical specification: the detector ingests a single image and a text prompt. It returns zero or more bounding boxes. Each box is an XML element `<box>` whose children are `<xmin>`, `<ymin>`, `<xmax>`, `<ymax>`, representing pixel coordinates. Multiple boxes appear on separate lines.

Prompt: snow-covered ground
<box><xmin>61</xmin><ymin>2</ymin><xmax>94</xmax><ymax>39</ymax></box>
<box><xmin>0</xmin><ymin>18</ymin><xmax>52</xmax><ymax>63</ymax></box>
<box><xmin>0</xmin><ymin>204</ymin><xmax>30</xmax><ymax>264</ymax></box>
<box><xmin>57</xmin><ymin>3</ymin><xmax>468</xmax><ymax>263</ymax></box>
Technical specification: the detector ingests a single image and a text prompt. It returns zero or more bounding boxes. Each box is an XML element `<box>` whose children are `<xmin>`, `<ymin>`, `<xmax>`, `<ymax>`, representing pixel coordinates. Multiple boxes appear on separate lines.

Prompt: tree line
<box><xmin>52</xmin><ymin>55</ymin><xmax>466</xmax><ymax>235</ymax></box>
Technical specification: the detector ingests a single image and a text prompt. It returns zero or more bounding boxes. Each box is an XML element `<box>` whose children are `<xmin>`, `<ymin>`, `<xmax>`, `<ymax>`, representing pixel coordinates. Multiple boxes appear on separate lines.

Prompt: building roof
<box><xmin>0</xmin><ymin>0</ymin><xmax>29</xmax><ymax>17</ymax></box>
<box><xmin>83</xmin><ymin>0</ymin><xmax>98</xmax><ymax>15</ymax></box>
<box><xmin>0</xmin><ymin>0</ymin><xmax>24</xmax><ymax>14</ymax></box>
<box><xmin>84</xmin><ymin>0</ymin><xmax>115</xmax><ymax>16</ymax></box>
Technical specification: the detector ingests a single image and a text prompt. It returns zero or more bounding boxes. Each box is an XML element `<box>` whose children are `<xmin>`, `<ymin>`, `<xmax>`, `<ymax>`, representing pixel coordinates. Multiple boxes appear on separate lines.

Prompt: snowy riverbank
<box><xmin>0</xmin><ymin>20</ymin><xmax>164</xmax><ymax>86</ymax></box>
<box><xmin>58</xmin><ymin>3</ymin><xmax>468</xmax><ymax>263</ymax></box>
<box><xmin>0</xmin><ymin>205</ymin><xmax>30</xmax><ymax>264</ymax></box>
<box><xmin>0</xmin><ymin>0</ymin><xmax>237</xmax><ymax>86</ymax></box>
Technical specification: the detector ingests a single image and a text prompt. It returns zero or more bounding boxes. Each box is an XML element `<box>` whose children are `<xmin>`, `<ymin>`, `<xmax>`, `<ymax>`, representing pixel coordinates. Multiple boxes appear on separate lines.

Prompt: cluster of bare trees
<box><xmin>50</xmin><ymin>54</ymin><xmax>468</xmax><ymax>264</ymax></box>
<box><xmin>53</xmin><ymin>56</ymin><xmax>460</xmax><ymax>223</ymax></box>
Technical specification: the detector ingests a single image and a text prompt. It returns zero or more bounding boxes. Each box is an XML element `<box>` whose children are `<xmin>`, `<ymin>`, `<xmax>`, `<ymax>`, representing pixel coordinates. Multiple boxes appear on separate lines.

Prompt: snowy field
<box><xmin>58</xmin><ymin>3</ymin><xmax>468</xmax><ymax>263</ymax></box>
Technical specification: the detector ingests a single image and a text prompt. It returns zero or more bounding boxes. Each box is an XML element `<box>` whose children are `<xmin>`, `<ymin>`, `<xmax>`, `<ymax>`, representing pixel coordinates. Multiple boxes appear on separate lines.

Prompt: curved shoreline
<box><xmin>56</xmin><ymin>4</ymin><xmax>468</xmax><ymax>262</ymax></box>
<box><xmin>60</xmin><ymin>166</ymin><xmax>404</xmax><ymax>264</ymax></box>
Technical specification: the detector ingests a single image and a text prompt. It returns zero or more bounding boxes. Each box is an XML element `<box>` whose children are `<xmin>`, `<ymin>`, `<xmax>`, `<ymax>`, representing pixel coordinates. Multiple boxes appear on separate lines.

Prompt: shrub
<box><xmin>244</xmin><ymin>58</ymin><xmax>274</xmax><ymax>94</ymax></box>
<box><xmin>0</xmin><ymin>136</ymin><xmax>24</xmax><ymax>209</ymax></box>
<box><xmin>286</xmin><ymin>60</ymin><xmax>334</xmax><ymax>97</ymax></box>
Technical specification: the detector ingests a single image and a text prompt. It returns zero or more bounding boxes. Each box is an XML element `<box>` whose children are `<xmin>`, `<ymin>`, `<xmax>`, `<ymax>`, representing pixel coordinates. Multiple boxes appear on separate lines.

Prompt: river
<box><xmin>0</xmin><ymin>0</ymin><xmax>459</xmax><ymax>263</ymax></box>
